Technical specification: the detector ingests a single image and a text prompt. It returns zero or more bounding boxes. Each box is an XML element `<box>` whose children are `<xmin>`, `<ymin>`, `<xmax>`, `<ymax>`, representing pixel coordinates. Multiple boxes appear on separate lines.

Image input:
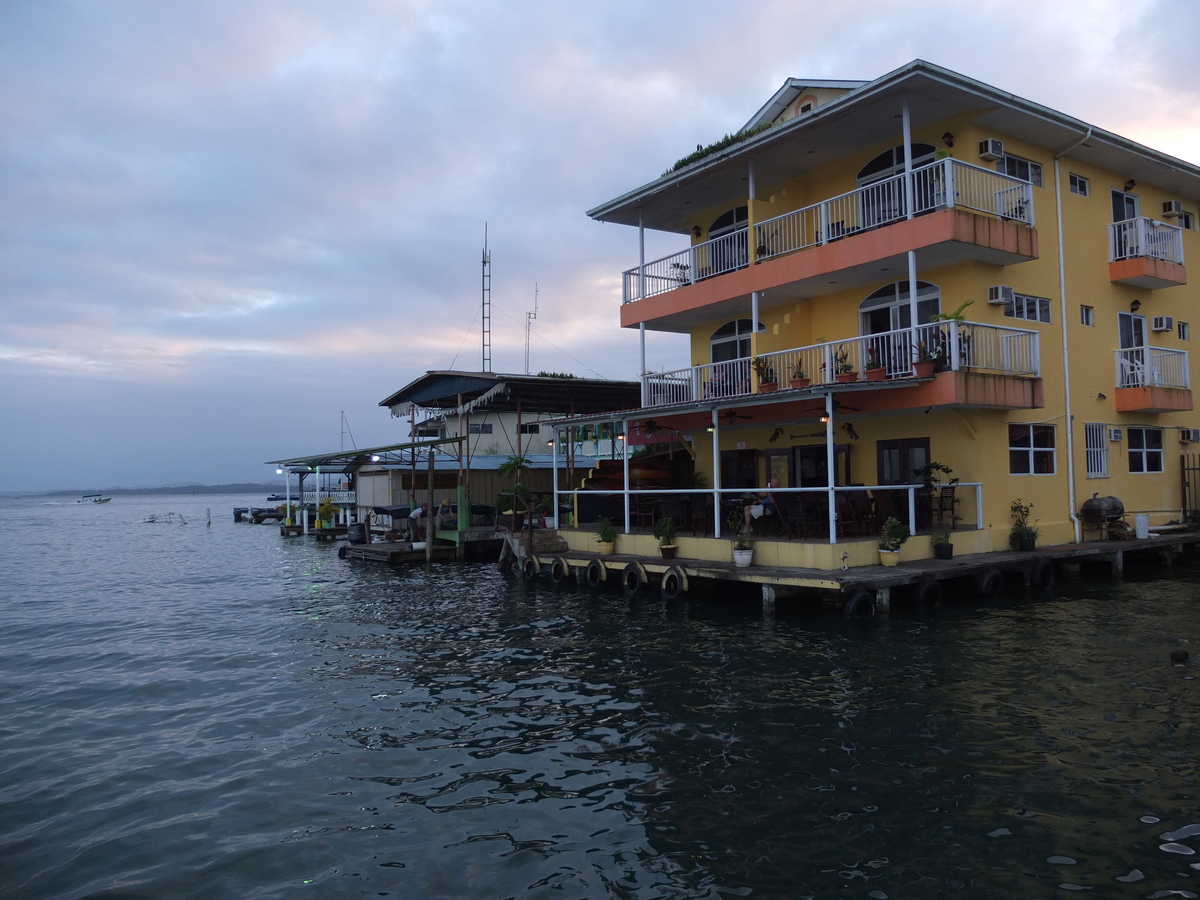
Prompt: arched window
<box><xmin>857</xmin><ymin>143</ymin><xmax>937</xmax><ymax>186</ymax></box>
<box><xmin>708</xmin><ymin>206</ymin><xmax>748</xmax><ymax>239</ymax></box>
<box><xmin>710</xmin><ymin>318</ymin><xmax>762</xmax><ymax>362</ymax></box>
<box><xmin>859</xmin><ymin>281</ymin><xmax>940</xmax><ymax>334</ymax></box>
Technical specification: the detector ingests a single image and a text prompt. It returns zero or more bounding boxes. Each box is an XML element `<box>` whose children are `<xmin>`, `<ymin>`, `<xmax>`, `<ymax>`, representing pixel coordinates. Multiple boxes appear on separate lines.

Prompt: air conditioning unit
<box><xmin>1180</xmin><ymin>428</ymin><xmax>1200</xmax><ymax>443</ymax></box>
<box><xmin>1108</xmin><ymin>427</ymin><xmax>1124</xmax><ymax>442</ymax></box>
<box><xmin>1152</xmin><ymin>316</ymin><xmax>1175</xmax><ymax>332</ymax></box>
<box><xmin>987</xmin><ymin>285</ymin><xmax>1015</xmax><ymax>305</ymax></box>
<box><xmin>1163</xmin><ymin>200</ymin><xmax>1183</xmax><ymax>219</ymax></box>
<box><xmin>978</xmin><ymin>138</ymin><xmax>1004</xmax><ymax>161</ymax></box>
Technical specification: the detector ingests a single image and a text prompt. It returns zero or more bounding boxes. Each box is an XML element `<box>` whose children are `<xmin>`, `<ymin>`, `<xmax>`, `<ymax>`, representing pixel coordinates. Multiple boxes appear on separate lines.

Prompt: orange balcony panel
<box><xmin>1108</xmin><ymin>257</ymin><xmax>1186</xmax><ymax>289</ymax></box>
<box><xmin>621</xmin><ymin>208</ymin><xmax>1038</xmax><ymax>329</ymax></box>
<box><xmin>1114</xmin><ymin>386</ymin><xmax>1193</xmax><ymax>413</ymax></box>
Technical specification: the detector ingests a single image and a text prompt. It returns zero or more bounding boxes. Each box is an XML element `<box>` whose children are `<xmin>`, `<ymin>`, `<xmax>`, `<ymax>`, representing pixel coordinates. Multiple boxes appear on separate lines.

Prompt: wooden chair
<box><xmin>689</xmin><ymin>495</ymin><xmax>712</xmax><ymax>536</ymax></box>
<box><xmin>934</xmin><ymin>486</ymin><xmax>958</xmax><ymax>528</ymax></box>
<box><xmin>835</xmin><ymin>492</ymin><xmax>866</xmax><ymax>538</ymax></box>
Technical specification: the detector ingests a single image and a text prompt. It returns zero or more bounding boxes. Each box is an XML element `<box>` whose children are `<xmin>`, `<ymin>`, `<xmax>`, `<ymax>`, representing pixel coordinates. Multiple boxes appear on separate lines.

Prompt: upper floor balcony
<box><xmin>1114</xmin><ymin>346</ymin><xmax>1192</xmax><ymax>413</ymax></box>
<box><xmin>621</xmin><ymin>159</ymin><xmax>1037</xmax><ymax>322</ymax></box>
<box><xmin>641</xmin><ymin>320</ymin><xmax>1042</xmax><ymax>413</ymax></box>
<box><xmin>1108</xmin><ymin>217</ymin><xmax>1186</xmax><ymax>289</ymax></box>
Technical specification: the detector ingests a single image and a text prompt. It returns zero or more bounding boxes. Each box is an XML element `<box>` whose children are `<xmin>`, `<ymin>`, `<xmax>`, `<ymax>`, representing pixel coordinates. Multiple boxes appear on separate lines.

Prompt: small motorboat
<box><xmin>80</xmin><ymin>494</ymin><xmax>112</xmax><ymax>504</ymax></box>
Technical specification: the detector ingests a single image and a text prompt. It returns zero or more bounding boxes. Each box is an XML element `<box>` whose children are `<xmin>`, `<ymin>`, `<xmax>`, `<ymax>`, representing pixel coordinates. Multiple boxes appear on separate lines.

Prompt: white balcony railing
<box><xmin>300</xmin><ymin>490</ymin><xmax>357</xmax><ymax>505</ymax></box>
<box><xmin>622</xmin><ymin>159</ymin><xmax>1035</xmax><ymax>303</ymax></box>
<box><xmin>1115</xmin><ymin>347</ymin><xmax>1190</xmax><ymax>389</ymax></box>
<box><xmin>639</xmin><ymin>322</ymin><xmax>1040</xmax><ymax>407</ymax></box>
<box><xmin>1109</xmin><ymin>217</ymin><xmax>1184</xmax><ymax>264</ymax></box>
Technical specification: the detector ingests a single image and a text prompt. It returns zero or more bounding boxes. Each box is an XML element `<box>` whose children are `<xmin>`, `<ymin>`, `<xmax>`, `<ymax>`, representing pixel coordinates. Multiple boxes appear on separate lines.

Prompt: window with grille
<box><xmin>1128</xmin><ymin>427</ymin><xmax>1163</xmax><ymax>473</ymax></box>
<box><xmin>1085</xmin><ymin>423</ymin><xmax>1108</xmax><ymax>477</ymax></box>
<box><xmin>1009</xmin><ymin>424</ymin><xmax>1055</xmax><ymax>474</ymax></box>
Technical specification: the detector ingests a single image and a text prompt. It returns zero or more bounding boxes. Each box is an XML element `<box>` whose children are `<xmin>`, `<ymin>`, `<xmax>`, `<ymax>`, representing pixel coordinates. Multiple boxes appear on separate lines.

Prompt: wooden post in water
<box><xmin>426</xmin><ymin>445</ymin><xmax>435</xmax><ymax>564</ymax></box>
<box><xmin>456</xmin><ymin>482</ymin><xmax>467</xmax><ymax>562</ymax></box>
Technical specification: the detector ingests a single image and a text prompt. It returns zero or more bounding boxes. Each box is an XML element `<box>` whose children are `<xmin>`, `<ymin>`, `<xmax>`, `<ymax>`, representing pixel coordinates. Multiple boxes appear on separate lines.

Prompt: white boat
<box><xmin>80</xmin><ymin>494</ymin><xmax>111</xmax><ymax>504</ymax></box>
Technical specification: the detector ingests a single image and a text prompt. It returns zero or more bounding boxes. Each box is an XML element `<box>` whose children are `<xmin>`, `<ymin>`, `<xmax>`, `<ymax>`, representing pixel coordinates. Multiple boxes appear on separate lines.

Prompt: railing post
<box><xmin>950</xmin><ymin>321</ymin><xmax>961</xmax><ymax>370</ymax></box>
<box><xmin>823</xmin><ymin>343</ymin><xmax>834</xmax><ymax>383</ymax></box>
<box><xmin>976</xmin><ymin>484</ymin><xmax>983</xmax><ymax>530</ymax></box>
<box><xmin>640</xmin><ymin>374</ymin><xmax>648</xmax><ymax>407</ymax></box>
<box><xmin>819</xmin><ymin>202</ymin><xmax>828</xmax><ymax>246</ymax></box>
<box><xmin>691</xmin><ymin>367</ymin><xmax>701</xmax><ymax>403</ymax></box>
<box><xmin>908</xmin><ymin>486</ymin><xmax>917</xmax><ymax>537</ymax></box>
<box><xmin>689</xmin><ymin>245</ymin><xmax>697</xmax><ymax>285</ymax></box>
<box><xmin>1032</xmin><ymin>331</ymin><xmax>1041</xmax><ymax>377</ymax></box>
<box><xmin>945</xmin><ymin>159</ymin><xmax>956</xmax><ymax>209</ymax></box>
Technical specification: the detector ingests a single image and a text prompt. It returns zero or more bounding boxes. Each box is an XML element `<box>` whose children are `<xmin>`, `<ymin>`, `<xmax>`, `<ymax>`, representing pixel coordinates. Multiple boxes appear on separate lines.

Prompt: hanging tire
<box><xmin>621</xmin><ymin>562</ymin><xmax>647</xmax><ymax>597</ymax></box>
<box><xmin>549</xmin><ymin>557</ymin><xmax>571</xmax><ymax>586</ymax></box>
<box><xmin>974</xmin><ymin>568</ymin><xmax>1002</xmax><ymax>599</ymax></box>
<box><xmin>915</xmin><ymin>578</ymin><xmax>942</xmax><ymax>610</ymax></box>
<box><xmin>660</xmin><ymin>566</ymin><xmax>689</xmax><ymax>601</ymax></box>
<box><xmin>843</xmin><ymin>589</ymin><xmax>876</xmax><ymax>618</ymax></box>
<box><xmin>1030</xmin><ymin>558</ymin><xmax>1056</xmax><ymax>591</ymax></box>
<box><xmin>522</xmin><ymin>556</ymin><xmax>540</xmax><ymax>580</ymax></box>
<box><xmin>585</xmin><ymin>558</ymin><xmax>606</xmax><ymax>589</ymax></box>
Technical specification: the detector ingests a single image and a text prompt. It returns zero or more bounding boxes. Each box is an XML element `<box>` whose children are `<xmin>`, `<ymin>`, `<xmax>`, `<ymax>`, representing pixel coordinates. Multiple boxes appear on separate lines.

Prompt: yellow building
<box><xmin>569</xmin><ymin>60</ymin><xmax>1200</xmax><ymax>570</ymax></box>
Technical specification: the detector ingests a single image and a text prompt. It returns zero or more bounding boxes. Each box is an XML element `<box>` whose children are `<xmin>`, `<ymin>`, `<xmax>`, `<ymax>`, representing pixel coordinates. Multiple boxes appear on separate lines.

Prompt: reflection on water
<box><xmin>0</xmin><ymin>494</ymin><xmax>1197</xmax><ymax>898</ymax></box>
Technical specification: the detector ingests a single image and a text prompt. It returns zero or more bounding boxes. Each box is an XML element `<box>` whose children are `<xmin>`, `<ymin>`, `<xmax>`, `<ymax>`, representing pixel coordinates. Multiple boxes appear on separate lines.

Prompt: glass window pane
<box><xmin>1033</xmin><ymin>426</ymin><xmax>1055</xmax><ymax>448</ymax></box>
<box><xmin>1010</xmin><ymin>450</ymin><xmax>1030</xmax><ymax>474</ymax></box>
<box><xmin>1147</xmin><ymin>453</ymin><xmax>1163</xmax><ymax>473</ymax></box>
<box><xmin>1009</xmin><ymin>425</ymin><xmax>1031</xmax><ymax>448</ymax></box>
<box><xmin>1146</xmin><ymin>430</ymin><xmax>1163</xmax><ymax>450</ymax></box>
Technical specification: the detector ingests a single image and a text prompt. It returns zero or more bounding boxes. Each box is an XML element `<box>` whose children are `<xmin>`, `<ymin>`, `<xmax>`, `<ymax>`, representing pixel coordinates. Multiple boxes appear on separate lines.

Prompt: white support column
<box><xmin>747</xmin><ymin>158</ymin><xmax>757</xmax><ymax>266</ymax></box>
<box><xmin>638</xmin><ymin>208</ymin><xmax>646</xmax><ymax>302</ymax></box>
<box><xmin>285</xmin><ymin>469</ymin><xmax>292</xmax><ymax>526</ymax></box>
<box><xmin>314</xmin><ymin>466</ymin><xmax>321</xmax><ymax>529</ymax></box>
<box><xmin>639</xmin><ymin>322</ymin><xmax>646</xmax><ymax>382</ymax></box>
<box><xmin>907</xmin><ymin>249</ymin><xmax>919</xmax><ymax>357</ymax></box>
<box><xmin>551</xmin><ymin>431</ymin><xmax>559</xmax><ymax>530</ymax></box>
<box><xmin>902</xmin><ymin>96</ymin><xmax>914</xmax><ymax>220</ymax></box>
<box><xmin>825</xmin><ymin>394</ymin><xmax>837</xmax><ymax>543</ymax></box>
<box><xmin>750</xmin><ymin>290</ymin><xmax>760</xmax><ymax>387</ymax></box>
<box><xmin>712</xmin><ymin>408</ymin><xmax>722</xmax><ymax>538</ymax></box>
<box><xmin>622</xmin><ymin>419</ymin><xmax>630</xmax><ymax>535</ymax></box>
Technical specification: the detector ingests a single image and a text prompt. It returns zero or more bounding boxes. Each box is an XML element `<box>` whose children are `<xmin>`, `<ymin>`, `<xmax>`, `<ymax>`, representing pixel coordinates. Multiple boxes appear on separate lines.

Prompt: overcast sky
<box><xmin>3</xmin><ymin>0</ymin><xmax>1199</xmax><ymax>491</ymax></box>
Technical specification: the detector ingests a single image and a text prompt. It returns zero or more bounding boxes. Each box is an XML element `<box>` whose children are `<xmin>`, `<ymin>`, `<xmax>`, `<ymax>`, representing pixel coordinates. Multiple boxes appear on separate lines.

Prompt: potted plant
<box><xmin>1010</xmin><ymin>499</ymin><xmax>1039</xmax><ymax>551</ymax></box>
<box><xmin>789</xmin><ymin>361</ymin><xmax>810</xmax><ymax>390</ymax></box>
<box><xmin>931</xmin><ymin>521</ymin><xmax>954</xmax><ymax>559</ymax></box>
<box><xmin>834</xmin><ymin>345</ymin><xmax>857</xmax><ymax>383</ymax></box>
<box><xmin>879</xmin><ymin>515</ymin><xmax>910</xmax><ymax>566</ymax></box>
<box><xmin>752</xmin><ymin>356</ymin><xmax>777</xmax><ymax>393</ymax></box>
<box><xmin>864</xmin><ymin>346</ymin><xmax>886</xmax><ymax>382</ymax></box>
<box><xmin>728</xmin><ymin>509</ymin><xmax>754</xmax><ymax>566</ymax></box>
<box><xmin>595</xmin><ymin>516</ymin><xmax>617</xmax><ymax>555</ymax></box>
<box><xmin>318</xmin><ymin>497</ymin><xmax>337</xmax><ymax>529</ymax></box>
<box><xmin>654</xmin><ymin>515</ymin><xmax>678</xmax><ymax>559</ymax></box>
<box><xmin>912</xmin><ymin>341</ymin><xmax>939</xmax><ymax>378</ymax></box>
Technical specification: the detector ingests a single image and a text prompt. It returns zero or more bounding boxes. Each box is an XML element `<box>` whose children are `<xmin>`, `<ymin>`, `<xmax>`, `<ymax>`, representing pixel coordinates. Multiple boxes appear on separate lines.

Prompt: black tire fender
<box><xmin>522</xmin><ymin>556</ymin><xmax>540</xmax><ymax>580</ymax></box>
<box><xmin>585</xmin><ymin>558</ymin><xmax>606</xmax><ymax>588</ymax></box>
<box><xmin>660</xmin><ymin>566</ymin><xmax>689</xmax><ymax>601</ymax></box>
<box><xmin>549</xmin><ymin>557</ymin><xmax>571</xmax><ymax>586</ymax></box>
<box><xmin>974</xmin><ymin>568</ymin><xmax>1002</xmax><ymax>599</ymax></box>
<box><xmin>621</xmin><ymin>562</ymin><xmax>647</xmax><ymax>597</ymax></box>
<box><xmin>1030</xmin><ymin>558</ymin><xmax>1056</xmax><ymax>591</ymax></box>
<box><xmin>915</xmin><ymin>578</ymin><xmax>942</xmax><ymax>610</ymax></box>
<box><xmin>843</xmin><ymin>589</ymin><xmax>876</xmax><ymax>618</ymax></box>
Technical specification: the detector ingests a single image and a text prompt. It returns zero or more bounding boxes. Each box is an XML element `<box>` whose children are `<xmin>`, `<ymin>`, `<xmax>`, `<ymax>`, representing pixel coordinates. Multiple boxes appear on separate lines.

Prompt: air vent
<box><xmin>987</xmin><ymin>285</ymin><xmax>1015</xmax><ymax>305</ymax></box>
<box><xmin>1163</xmin><ymin>200</ymin><xmax>1183</xmax><ymax>219</ymax></box>
<box><xmin>1108</xmin><ymin>427</ymin><xmax>1124</xmax><ymax>442</ymax></box>
<box><xmin>1152</xmin><ymin>316</ymin><xmax>1174</xmax><ymax>332</ymax></box>
<box><xmin>978</xmin><ymin>138</ymin><xmax>1004</xmax><ymax>161</ymax></box>
<box><xmin>1181</xmin><ymin>428</ymin><xmax>1200</xmax><ymax>443</ymax></box>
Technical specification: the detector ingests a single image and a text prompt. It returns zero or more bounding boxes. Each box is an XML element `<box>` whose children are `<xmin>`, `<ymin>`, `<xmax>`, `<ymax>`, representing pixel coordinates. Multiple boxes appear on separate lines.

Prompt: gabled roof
<box><xmin>588</xmin><ymin>59</ymin><xmax>1200</xmax><ymax>233</ymax></box>
<box><xmin>378</xmin><ymin>370</ymin><xmax>642</xmax><ymax>416</ymax></box>
<box><xmin>741</xmin><ymin>77</ymin><xmax>868</xmax><ymax>130</ymax></box>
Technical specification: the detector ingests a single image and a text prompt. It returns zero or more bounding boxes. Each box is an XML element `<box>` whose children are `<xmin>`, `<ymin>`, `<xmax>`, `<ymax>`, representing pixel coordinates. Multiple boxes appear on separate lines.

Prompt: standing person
<box><xmin>743</xmin><ymin>478</ymin><xmax>779</xmax><ymax>533</ymax></box>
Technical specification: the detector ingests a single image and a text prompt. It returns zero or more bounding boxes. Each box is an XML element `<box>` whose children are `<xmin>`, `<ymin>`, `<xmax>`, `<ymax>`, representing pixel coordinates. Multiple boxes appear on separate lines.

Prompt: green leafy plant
<box><xmin>931</xmin><ymin>521</ymin><xmax>953</xmax><ymax>547</ymax></box>
<box><xmin>834</xmin><ymin>344</ymin><xmax>854</xmax><ymax>374</ymax></box>
<box><xmin>653</xmin><ymin>516</ymin><xmax>676</xmax><ymax>547</ymax></box>
<box><xmin>931</xmin><ymin>300</ymin><xmax>974</xmax><ymax>324</ymax></box>
<box><xmin>595</xmin><ymin>516</ymin><xmax>617</xmax><ymax>544</ymax></box>
<box><xmin>879</xmin><ymin>516</ymin><xmax>911</xmax><ymax>552</ymax></box>
<box><xmin>727</xmin><ymin>509</ymin><xmax>753</xmax><ymax>551</ymax></box>
<box><xmin>1010</xmin><ymin>499</ymin><xmax>1039</xmax><ymax>549</ymax></box>
<box><xmin>866</xmin><ymin>347</ymin><xmax>882</xmax><ymax>370</ymax></box>
<box><xmin>791</xmin><ymin>361</ymin><xmax>806</xmax><ymax>379</ymax></box>
<box><xmin>664</xmin><ymin>122</ymin><xmax>774</xmax><ymax>175</ymax></box>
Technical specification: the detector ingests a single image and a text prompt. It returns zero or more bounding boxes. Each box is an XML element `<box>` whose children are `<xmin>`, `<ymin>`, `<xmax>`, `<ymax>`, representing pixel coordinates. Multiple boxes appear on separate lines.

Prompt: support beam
<box><xmin>825</xmin><ymin>393</ymin><xmax>837</xmax><ymax>543</ymax></box>
<box><xmin>712</xmin><ymin>409</ymin><xmax>722</xmax><ymax>538</ymax></box>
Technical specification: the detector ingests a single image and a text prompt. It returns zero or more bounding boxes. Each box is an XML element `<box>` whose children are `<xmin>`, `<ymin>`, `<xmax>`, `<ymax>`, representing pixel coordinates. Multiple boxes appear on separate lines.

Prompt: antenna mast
<box><xmin>481</xmin><ymin>224</ymin><xmax>492</xmax><ymax>373</ymax></box>
<box><xmin>524</xmin><ymin>283</ymin><xmax>538</xmax><ymax>375</ymax></box>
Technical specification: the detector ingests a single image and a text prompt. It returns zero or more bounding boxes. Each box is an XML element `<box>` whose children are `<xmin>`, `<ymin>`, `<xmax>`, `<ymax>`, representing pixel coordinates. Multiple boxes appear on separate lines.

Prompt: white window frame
<box><xmin>468</xmin><ymin>423</ymin><xmax>494</xmax><ymax>435</ymax></box>
<box><xmin>1180</xmin><ymin>211</ymin><xmax>1195</xmax><ymax>230</ymax></box>
<box><xmin>1085</xmin><ymin>423</ymin><xmax>1108</xmax><ymax>478</ymax></box>
<box><xmin>1128</xmin><ymin>427</ymin><xmax>1164</xmax><ymax>473</ymax></box>
<box><xmin>1179</xmin><ymin>321</ymin><xmax>1190</xmax><ymax>341</ymax></box>
<box><xmin>1081</xmin><ymin>305</ymin><xmax>1095</xmax><ymax>326</ymax></box>
<box><xmin>1069</xmin><ymin>173</ymin><xmax>1089</xmax><ymax>196</ymax></box>
<box><xmin>1003</xmin><ymin>294</ymin><xmax>1052</xmax><ymax>324</ymax></box>
<box><xmin>1009</xmin><ymin>424</ymin><xmax>1056</xmax><ymax>475</ymax></box>
<box><xmin>999</xmin><ymin>154</ymin><xmax>1044</xmax><ymax>187</ymax></box>
<box><xmin>519</xmin><ymin>422</ymin><xmax>541</xmax><ymax>434</ymax></box>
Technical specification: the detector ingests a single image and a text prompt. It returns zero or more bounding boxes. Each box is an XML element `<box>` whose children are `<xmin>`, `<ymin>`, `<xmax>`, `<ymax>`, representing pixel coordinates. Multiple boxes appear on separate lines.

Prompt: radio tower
<box><xmin>524</xmin><ymin>283</ymin><xmax>538</xmax><ymax>375</ymax></box>
<box><xmin>481</xmin><ymin>225</ymin><xmax>492</xmax><ymax>373</ymax></box>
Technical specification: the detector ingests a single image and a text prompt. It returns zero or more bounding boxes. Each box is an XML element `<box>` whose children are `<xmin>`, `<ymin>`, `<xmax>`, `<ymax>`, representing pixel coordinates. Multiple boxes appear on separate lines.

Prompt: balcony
<box><xmin>621</xmin><ymin>159</ymin><xmax>1036</xmax><ymax>313</ymax></box>
<box><xmin>1108</xmin><ymin>217</ymin><xmax>1186</xmax><ymax>289</ymax></box>
<box><xmin>641</xmin><ymin>321</ymin><xmax>1041</xmax><ymax>411</ymax></box>
<box><xmin>1114</xmin><ymin>346</ymin><xmax>1192</xmax><ymax>412</ymax></box>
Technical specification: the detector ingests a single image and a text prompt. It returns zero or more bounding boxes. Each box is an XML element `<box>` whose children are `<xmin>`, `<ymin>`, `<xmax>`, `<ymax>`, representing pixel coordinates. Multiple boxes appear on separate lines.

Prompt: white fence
<box><xmin>1109</xmin><ymin>217</ymin><xmax>1184</xmax><ymax>264</ymax></box>
<box><xmin>1115</xmin><ymin>347</ymin><xmax>1190</xmax><ymax>389</ymax></box>
<box><xmin>622</xmin><ymin>159</ymin><xmax>1035</xmax><ymax>303</ymax></box>
<box><xmin>300</xmin><ymin>490</ymin><xmax>357</xmax><ymax>505</ymax></box>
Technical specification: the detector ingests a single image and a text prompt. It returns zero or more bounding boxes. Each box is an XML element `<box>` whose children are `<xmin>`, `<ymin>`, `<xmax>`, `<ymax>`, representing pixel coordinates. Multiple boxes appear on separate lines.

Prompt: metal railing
<box><xmin>1109</xmin><ymin>217</ymin><xmax>1184</xmax><ymax>264</ymax></box>
<box><xmin>1114</xmin><ymin>347</ymin><xmax>1190</xmax><ymax>389</ymax></box>
<box><xmin>639</xmin><ymin>322</ymin><xmax>1040</xmax><ymax>406</ymax></box>
<box><xmin>300</xmin><ymin>490</ymin><xmax>357</xmax><ymax>505</ymax></box>
<box><xmin>621</xmin><ymin>159</ymin><xmax>1035</xmax><ymax>303</ymax></box>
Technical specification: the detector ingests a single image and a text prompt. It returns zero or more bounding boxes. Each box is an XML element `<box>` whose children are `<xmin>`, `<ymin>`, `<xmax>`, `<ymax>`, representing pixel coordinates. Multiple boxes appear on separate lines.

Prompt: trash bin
<box><xmin>1134</xmin><ymin>514</ymin><xmax>1149</xmax><ymax>539</ymax></box>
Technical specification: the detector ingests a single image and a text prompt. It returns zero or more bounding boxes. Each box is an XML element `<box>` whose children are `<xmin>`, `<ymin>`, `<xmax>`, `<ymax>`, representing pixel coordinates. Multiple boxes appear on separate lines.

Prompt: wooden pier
<box><xmin>338</xmin><ymin>541</ymin><xmax>458</xmax><ymax>564</ymax></box>
<box><xmin>501</xmin><ymin>530</ymin><xmax>1200</xmax><ymax>616</ymax></box>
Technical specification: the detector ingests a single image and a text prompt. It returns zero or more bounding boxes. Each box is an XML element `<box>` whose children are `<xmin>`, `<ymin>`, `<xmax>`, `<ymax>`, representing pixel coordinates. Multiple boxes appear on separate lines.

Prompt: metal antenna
<box><xmin>481</xmin><ymin>224</ymin><xmax>492</xmax><ymax>373</ymax></box>
<box><xmin>525</xmin><ymin>283</ymin><xmax>538</xmax><ymax>375</ymax></box>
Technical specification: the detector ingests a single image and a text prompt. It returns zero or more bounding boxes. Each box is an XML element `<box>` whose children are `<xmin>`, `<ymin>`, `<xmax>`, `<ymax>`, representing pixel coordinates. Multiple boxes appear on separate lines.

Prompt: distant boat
<box><xmin>80</xmin><ymin>494</ymin><xmax>111</xmax><ymax>504</ymax></box>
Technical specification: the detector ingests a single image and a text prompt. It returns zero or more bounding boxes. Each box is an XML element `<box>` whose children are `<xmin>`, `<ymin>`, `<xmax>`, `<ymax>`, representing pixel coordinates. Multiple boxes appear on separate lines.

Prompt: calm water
<box><xmin>1</xmin><ymin>494</ymin><xmax>1198</xmax><ymax>899</ymax></box>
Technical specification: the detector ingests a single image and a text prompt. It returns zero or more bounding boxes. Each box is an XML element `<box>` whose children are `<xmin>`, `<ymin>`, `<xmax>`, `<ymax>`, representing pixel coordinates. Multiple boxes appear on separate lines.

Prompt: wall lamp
<box><xmin>1131</xmin><ymin>299</ymin><xmax>1142</xmax><ymax>313</ymax></box>
<box><xmin>276</xmin><ymin>468</ymin><xmax>284</xmax><ymax>475</ymax></box>
<box><xmin>1097</xmin><ymin>393</ymin><xmax>1107</xmax><ymax>400</ymax></box>
<box><xmin>941</xmin><ymin>132</ymin><xmax>954</xmax><ymax>148</ymax></box>
<box><xmin>819</xmin><ymin>414</ymin><xmax>830</xmax><ymax>424</ymax></box>
<box><xmin>1124</xmin><ymin>179</ymin><xmax>1137</xmax><ymax>192</ymax></box>
<box><xmin>545</xmin><ymin>439</ymin><xmax>555</xmax><ymax>448</ymax></box>
<box><xmin>692</xmin><ymin>225</ymin><xmax>702</xmax><ymax>237</ymax></box>
<box><xmin>370</xmin><ymin>454</ymin><xmax>381</xmax><ymax>462</ymax></box>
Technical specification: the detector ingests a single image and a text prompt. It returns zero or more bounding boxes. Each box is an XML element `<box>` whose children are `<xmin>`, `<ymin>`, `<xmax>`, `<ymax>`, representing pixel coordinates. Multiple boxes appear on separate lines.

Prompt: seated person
<box><xmin>743</xmin><ymin>478</ymin><xmax>780</xmax><ymax>533</ymax></box>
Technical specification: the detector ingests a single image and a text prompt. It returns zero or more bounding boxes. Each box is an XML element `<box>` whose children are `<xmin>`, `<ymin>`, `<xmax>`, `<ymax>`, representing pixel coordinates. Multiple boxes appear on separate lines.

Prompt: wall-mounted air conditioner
<box><xmin>1152</xmin><ymin>316</ymin><xmax>1175</xmax><ymax>332</ymax></box>
<box><xmin>1181</xmin><ymin>428</ymin><xmax>1200</xmax><ymax>443</ymax></box>
<box><xmin>978</xmin><ymin>139</ymin><xmax>1004</xmax><ymax>161</ymax></box>
<box><xmin>1163</xmin><ymin>200</ymin><xmax>1183</xmax><ymax>219</ymax></box>
<box><xmin>1108</xmin><ymin>427</ymin><xmax>1124</xmax><ymax>442</ymax></box>
<box><xmin>987</xmin><ymin>285</ymin><xmax>1015</xmax><ymax>305</ymax></box>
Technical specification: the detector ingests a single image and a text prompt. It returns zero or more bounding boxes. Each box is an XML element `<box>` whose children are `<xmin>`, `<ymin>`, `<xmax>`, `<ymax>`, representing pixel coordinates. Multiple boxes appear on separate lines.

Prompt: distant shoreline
<box><xmin>2</xmin><ymin>483</ymin><xmax>282</xmax><ymax>498</ymax></box>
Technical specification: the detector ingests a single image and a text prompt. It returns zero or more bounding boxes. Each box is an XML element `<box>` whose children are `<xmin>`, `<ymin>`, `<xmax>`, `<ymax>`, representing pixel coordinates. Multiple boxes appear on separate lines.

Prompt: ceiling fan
<box><xmin>802</xmin><ymin>398</ymin><xmax>861</xmax><ymax>416</ymax></box>
<box><xmin>719</xmin><ymin>409</ymin><xmax>754</xmax><ymax>425</ymax></box>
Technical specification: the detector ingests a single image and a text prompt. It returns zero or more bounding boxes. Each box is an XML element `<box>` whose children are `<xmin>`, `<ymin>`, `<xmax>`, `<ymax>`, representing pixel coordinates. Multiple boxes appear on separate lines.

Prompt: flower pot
<box><xmin>913</xmin><ymin>360</ymin><xmax>936</xmax><ymax>378</ymax></box>
<box><xmin>660</xmin><ymin>544</ymin><xmax>677</xmax><ymax>559</ymax></box>
<box><xmin>758</xmin><ymin>381</ymin><xmax>778</xmax><ymax>394</ymax></box>
<box><xmin>865</xmin><ymin>367</ymin><xmax>887</xmax><ymax>382</ymax></box>
<box><xmin>789</xmin><ymin>377</ymin><xmax>811</xmax><ymax>390</ymax></box>
<box><xmin>733</xmin><ymin>548</ymin><xmax>754</xmax><ymax>568</ymax></box>
<box><xmin>1017</xmin><ymin>537</ymin><xmax>1036</xmax><ymax>552</ymax></box>
<box><xmin>933</xmin><ymin>543</ymin><xmax>954</xmax><ymax>560</ymax></box>
<box><xmin>835</xmin><ymin>371</ymin><xmax>858</xmax><ymax>383</ymax></box>
<box><xmin>596</xmin><ymin>541</ymin><xmax>615</xmax><ymax>556</ymax></box>
<box><xmin>879</xmin><ymin>549</ymin><xmax>900</xmax><ymax>567</ymax></box>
